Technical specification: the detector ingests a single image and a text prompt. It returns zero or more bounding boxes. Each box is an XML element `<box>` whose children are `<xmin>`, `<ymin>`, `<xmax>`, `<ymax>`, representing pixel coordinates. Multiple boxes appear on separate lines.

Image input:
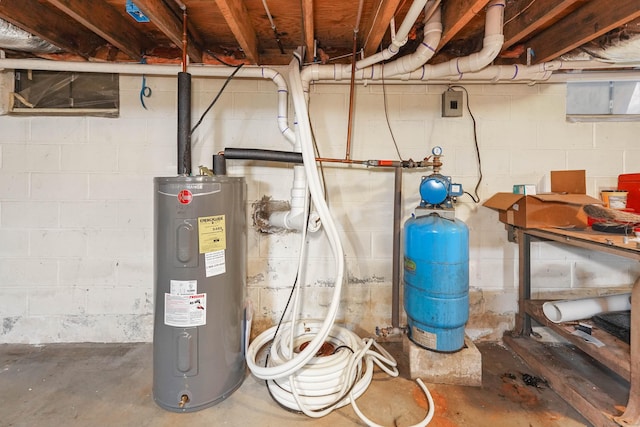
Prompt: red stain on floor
<box><xmin>412</xmin><ymin>385</ymin><xmax>458</xmax><ymax>426</ymax></box>
<box><xmin>412</xmin><ymin>385</ymin><xmax>447</xmax><ymax>414</ymax></box>
<box><xmin>429</xmin><ymin>415</ymin><xmax>458</xmax><ymax>427</ymax></box>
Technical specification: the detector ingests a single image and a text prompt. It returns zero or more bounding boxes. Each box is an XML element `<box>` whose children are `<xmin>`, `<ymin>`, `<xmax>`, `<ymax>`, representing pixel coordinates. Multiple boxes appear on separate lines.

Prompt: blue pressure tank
<box><xmin>403</xmin><ymin>213</ymin><xmax>469</xmax><ymax>352</ymax></box>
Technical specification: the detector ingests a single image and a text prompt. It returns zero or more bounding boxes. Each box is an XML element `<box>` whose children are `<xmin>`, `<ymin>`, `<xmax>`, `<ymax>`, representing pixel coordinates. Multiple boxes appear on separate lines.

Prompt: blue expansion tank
<box><xmin>403</xmin><ymin>213</ymin><xmax>469</xmax><ymax>352</ymax></box>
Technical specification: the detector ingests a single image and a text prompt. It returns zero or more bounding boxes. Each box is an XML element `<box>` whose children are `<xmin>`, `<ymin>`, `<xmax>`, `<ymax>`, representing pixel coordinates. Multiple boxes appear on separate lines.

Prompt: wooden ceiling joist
<box><xmin>0</xmin><ymin>0</ymin><xmax>638</xmax><ymax>70</ymax></box>
<box><xmin>0</xmin><ymin>0</ymin><xmax>105</xmax><ymax>59</ymax></box>
<box><xmin>46</xmin><ymin>0</ymin><xmax>149</xmax><ymax>61</ymax></box>
<box><xmin>301</xmin><ymin>0</ymin><xmax>314</xmax><ymax>63</ymax></box>
<box><xmin>525</xmin><ymin>0</ymin><xmax>640</xmax><ymax>64</ymax></box>
<box><xmin>438</xmin><ymin>0</ymin><xmax>490</xmax><ymax>50</ymax></box>
<box><xmin>214</xmin><ymin>0</ymin><xmax>260</xmax><ymax>65</ymax></box>
<box><xmin>502</xmin><ymin>0</ymin><xmax>587</xmax><ymax>51</ymax></box>
<box><xmin>133</xmin><ymin>0</ymin><xmax>203</xmax><ymax>63</ymax></box>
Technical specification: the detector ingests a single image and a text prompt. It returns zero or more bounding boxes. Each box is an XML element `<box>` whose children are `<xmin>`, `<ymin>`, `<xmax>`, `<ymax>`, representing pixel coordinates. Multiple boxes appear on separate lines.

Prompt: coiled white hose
<box><xmin>245</xmin><ymin>57</ymin><xmax>434</xmax><ymax>426</ymax></box>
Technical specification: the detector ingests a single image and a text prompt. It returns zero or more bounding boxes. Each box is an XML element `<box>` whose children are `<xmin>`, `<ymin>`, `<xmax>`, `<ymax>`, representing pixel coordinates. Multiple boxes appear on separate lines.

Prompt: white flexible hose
<box><xmin>246</xmin><ymin>58</ymin><xmax>435</xmax><ymax>426</ymax></box>
<box><xmin>245</xmin><ymin>57</ymin><xmax>346</xmax><ymax>380</ymax></box>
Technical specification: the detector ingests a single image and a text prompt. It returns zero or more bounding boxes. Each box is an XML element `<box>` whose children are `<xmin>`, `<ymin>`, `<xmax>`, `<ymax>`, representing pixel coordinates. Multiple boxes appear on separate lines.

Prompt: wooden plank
<box><xmin>133</xmin><ymin>0</ymin><xmax>203</xmax><ymax>63</ymax></box>
<box><xmin>502</xmin><ymin>0</ymin><xmax>586</xmax><ymax>50</ymax></box>
<box><xmin>616</xmin><ymin>276</ymin><xmax>640</xmax><ymax>425</ymax></box>
<box><xmin>361</xmin><ymin>0</ymin><xmax>403</xmax><ymax>57</ymax></box>
<box><xmin>0</xmin><ymin>0</ymin><xmax>105</xmax><ymax>59</ymax></box>
<box><xmin>504</xmin><ymin>335</ymin><xmax>628</xmax><ymax>427</ymax></box>
<box><xmin>214</xmin><ymin>0</ymin><xmax>260</xmax><ymax>65</ymax></box>
<box><xmin>438</xmin><ymin>0</ymin><xmax>490</xmax><ymax>50</ymax></box>
<box><xmin>530</xmin><ymin>228</ymin><xmax>640</xmax><ymax>261</ymax></box>
<box><xmin>526</xmin><ymin>0</ymin><xmax>640</xmax><ymax>63</ymax></box>
<box><xmin>301</xmin><ymin>0</ymin><xmax>315</xmax><ymax>62</ymax></box>
<box><xmin>526</xmin><ymin>299</ymin><xmax>631</xmax><ymax>380</ymax></box>
<box><xmin>46</xmin><ymin>0</ymin><xmax>148</xmax><ymax>60</ymax></box>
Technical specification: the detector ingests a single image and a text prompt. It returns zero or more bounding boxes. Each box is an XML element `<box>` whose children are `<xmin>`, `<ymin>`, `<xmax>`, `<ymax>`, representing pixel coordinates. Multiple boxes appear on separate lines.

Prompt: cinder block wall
<box><xmin>1</xmin><ymin>72</ymin><xmax>639</xmax><ymax>343</ymax></box>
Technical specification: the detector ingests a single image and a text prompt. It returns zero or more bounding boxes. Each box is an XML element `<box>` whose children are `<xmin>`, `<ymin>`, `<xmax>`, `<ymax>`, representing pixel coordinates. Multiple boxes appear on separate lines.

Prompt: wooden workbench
<box><xmin>502</xmin><ymin>226</ymin><xmax>640</xmax><ymax>427</ymax></box>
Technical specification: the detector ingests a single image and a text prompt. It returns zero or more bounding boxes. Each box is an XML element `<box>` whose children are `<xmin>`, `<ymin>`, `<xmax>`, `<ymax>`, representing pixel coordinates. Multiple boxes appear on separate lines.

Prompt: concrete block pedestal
<box><xmin>402</xmin><ymin>334</ymin><xmax>482</xmax><ymax>387</ymax></box>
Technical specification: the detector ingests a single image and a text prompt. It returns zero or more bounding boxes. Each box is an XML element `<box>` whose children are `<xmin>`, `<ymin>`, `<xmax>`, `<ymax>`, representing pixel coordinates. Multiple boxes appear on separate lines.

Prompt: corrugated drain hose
<box><xmin>245</xmin><ymin>57</ymin><xmax>434</xmax><ymax>426</ymax></box>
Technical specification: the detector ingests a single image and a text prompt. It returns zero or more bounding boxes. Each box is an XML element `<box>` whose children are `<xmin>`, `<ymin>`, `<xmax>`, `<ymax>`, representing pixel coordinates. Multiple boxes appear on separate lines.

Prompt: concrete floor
<box><xmin>0</xmin><ymin>341</ymin><xmax>590</xmax><ymax>427</ymax></box>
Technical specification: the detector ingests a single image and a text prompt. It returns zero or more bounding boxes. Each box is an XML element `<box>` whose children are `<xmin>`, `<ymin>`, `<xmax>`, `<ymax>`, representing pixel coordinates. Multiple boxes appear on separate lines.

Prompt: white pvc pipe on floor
<box><xmin>542</xmin><ymin>293</ymin><xmax>632</xmax><ymax>323</ymax></box>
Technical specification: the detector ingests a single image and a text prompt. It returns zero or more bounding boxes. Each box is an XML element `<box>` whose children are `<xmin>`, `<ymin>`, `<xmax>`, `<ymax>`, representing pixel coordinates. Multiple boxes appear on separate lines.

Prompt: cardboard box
<box><xmin>484</xmin><ymin>170</ymin><xmax>602</xmax><ymax>229</ymax></box>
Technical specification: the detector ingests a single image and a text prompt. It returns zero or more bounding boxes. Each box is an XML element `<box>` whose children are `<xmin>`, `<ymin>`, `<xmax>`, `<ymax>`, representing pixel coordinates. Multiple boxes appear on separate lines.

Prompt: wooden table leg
<box><xmin>615</xmin><ymin>276</ymin><xmax>640</xmax><ymax>426</ymax></box>
<box><xmin>514</xmin><ymin>229</ymin><xmax>532</xmax><ymax>336</ymax></box>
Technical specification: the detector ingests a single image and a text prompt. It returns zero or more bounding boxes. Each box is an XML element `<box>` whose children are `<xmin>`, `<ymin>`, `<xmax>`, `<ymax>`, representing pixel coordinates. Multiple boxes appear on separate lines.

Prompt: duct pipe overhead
<box><xmin>0</xmin><ymin>19</ymin><xmax>61</xmax><ymax>53</ymax></box>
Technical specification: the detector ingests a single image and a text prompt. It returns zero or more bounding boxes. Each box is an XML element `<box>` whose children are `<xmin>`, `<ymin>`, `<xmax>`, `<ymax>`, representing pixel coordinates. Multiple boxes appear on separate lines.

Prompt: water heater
<box><xmin>153</xmin><ymin>175</ymin><xmax>246</xmax><ymax>412</ymax></box>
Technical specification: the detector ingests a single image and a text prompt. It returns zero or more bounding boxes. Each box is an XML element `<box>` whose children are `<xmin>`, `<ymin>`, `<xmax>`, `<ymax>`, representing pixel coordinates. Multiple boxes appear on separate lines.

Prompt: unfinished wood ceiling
<box><xmin>0</xmin><ymin>0</ymin><xmax>639</xmax><ymax>68</ymax></box>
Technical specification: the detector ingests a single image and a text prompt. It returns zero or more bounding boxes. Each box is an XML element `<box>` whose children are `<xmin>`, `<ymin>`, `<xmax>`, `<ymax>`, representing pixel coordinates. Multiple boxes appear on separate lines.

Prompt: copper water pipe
<box><xmin>181</xmin><ymin>9</ymin><xmax>188</xmax><ymax>73</ymax></box>
<box><xmin>316</xmin><ymin>157</ymin><xmax>367</xmax><ymax>165</ymax></box>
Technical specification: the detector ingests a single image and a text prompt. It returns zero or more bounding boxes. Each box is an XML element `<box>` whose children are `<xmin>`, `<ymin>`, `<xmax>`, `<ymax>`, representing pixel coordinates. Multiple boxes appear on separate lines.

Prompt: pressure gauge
<box><xmin>432</xmin><ymin>146</ymin><xmax>443</xmax><ymax>156</ymax></box>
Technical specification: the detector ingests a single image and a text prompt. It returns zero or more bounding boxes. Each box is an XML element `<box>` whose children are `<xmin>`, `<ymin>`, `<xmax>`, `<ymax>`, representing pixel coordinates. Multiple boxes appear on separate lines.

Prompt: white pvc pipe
<box><xmin>542</xmin><ymin>293</ymin><xmax>631</xmax><ymax>323</ymax></box>
<box><xmin>301</xmin><ymin>0</ymin><xmax>503</xmax><ymax>89</ymax></box>
<box><xmin>383</xmin><ymin>1</ymin><xmax>442</xmax><ymax>77</ymax></box>
<box><xmin>268</xmin><ymin>164</ymin><xmax>321</xmax><ymax>232</ymax></box>
<box><xmin>356</xmin><ymin>0</ymin><xmax>431</xmax><ymax>70</ymax></box>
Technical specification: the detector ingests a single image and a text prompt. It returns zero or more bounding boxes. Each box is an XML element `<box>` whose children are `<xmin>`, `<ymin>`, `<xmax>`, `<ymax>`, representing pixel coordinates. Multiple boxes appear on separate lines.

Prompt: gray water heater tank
<box><xmin>153</xmin><ymin>175</ymin><xmax>246</xmax><ymax>412</ymax></box>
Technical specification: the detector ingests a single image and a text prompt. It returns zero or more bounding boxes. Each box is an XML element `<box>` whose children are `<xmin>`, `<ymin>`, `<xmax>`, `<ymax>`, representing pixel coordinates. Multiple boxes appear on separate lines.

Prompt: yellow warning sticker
<box><xmin>198</xmin><ymin>215</ymin><xmax>226</xmax><ymax>254</ymax></box>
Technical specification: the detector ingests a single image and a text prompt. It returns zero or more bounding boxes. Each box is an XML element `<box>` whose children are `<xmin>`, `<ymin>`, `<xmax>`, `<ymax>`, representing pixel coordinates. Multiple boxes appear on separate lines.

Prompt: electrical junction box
<box><xmin>442</xmin><ymin>90</ymin><xmax>463</xmax><ymax>117</ymax></box>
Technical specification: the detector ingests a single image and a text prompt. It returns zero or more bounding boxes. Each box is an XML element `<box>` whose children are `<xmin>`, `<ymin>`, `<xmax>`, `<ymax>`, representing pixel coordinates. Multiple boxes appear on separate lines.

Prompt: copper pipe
<box><xmin>315</xmin><ymin>157</ymin><xmax>367</xmax><ymax>165</ymax></box>
<box><xmin>345</xmin><ymin>35</ymin><xmax>358</xmax><ymax>161</ymax></box>
<box><xmin>181</xmin><ymin>9</ymin><xmax>188</xmax><ymax>72</ymax></box>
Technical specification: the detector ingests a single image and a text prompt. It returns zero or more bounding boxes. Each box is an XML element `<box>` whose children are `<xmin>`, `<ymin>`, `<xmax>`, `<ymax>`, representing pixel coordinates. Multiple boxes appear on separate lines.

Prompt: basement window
<box><xmin>10</xmin><ymin>70</ymin><xmax>119</xmax><ymax>117</ymax></box>
<box><xmin>566</xmin><ymin>81</ymin><xmax>640</xmax><ymax>122</ymax></box>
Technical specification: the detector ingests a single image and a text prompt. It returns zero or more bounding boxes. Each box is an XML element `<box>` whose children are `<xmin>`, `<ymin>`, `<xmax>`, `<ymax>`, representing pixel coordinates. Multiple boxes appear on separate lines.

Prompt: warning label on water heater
<box><xmin>164</xmin><ymin>293</ymin><xmax>207</xmax><ymax>327</ymax></box>
<box><xmin>205</xmin><ymin>250</ymin><xmax>226</xmax><ymax>277</ymax></box>
<box><xmin>198</xmin><ymin>215</ymin><xmax>226</xmax><ymax>254</ymax></box>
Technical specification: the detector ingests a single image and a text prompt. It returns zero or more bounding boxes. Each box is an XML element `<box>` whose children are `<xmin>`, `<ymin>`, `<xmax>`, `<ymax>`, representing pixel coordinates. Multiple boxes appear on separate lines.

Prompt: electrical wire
<box><xmin>261</xmin><ymin>0</ymin><xmax>285</xmax><ymax>53</ymax></box>
<box><xmin>190</xmin><ymin>64</ymin><xmax>243</xmax><ymax>136</ymax></box>
<box><xmin>449</xmin><ymin>85</ymin><xmax>482</xmax><ymax>203</ymax></box>
<box><xmin>503</xmin><ymin>0</ymin><xmax>537</xmax><ymax>26</ymax></box>
<box><xmin>381</xmin><ymin>62</ymin><xmax>404</xmax><ymax>161</ymax></box>
<box><xmin>205</xmin><ymin>49</ymin><xmax>240</xmax><ymax>67</ymax></box>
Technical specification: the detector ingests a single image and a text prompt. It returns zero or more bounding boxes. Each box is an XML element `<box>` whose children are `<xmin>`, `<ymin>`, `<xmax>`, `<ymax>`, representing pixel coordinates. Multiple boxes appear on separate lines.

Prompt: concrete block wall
<box><xmin>1</xmin><ymin>71</ymin><xmax>640</xmax><ymax>343</ymax></box>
